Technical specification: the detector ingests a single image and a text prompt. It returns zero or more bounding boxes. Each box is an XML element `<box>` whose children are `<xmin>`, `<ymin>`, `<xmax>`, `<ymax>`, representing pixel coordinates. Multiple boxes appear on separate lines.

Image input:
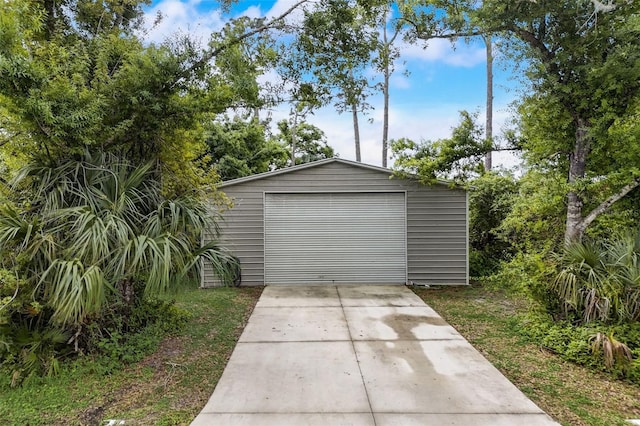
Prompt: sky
<box><xmin>143</xmin><ymin>0</ymin><xmax>523</xmax><ymax>169</ymax></box>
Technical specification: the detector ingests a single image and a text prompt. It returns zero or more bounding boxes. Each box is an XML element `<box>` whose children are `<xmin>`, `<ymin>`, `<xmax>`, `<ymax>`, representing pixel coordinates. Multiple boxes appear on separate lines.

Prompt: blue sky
<box><xmin>143</xmin><ymin>0</ymin><xmax>522</xmax><ymax>168</ymax></box>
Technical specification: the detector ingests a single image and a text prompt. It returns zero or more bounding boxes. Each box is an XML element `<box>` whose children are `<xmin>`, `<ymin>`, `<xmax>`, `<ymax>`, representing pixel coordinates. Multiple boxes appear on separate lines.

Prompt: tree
<box><xmin>271</xmin><ymin>119</ymin><xmax>336</xmax><ymax>166</ymax></box>
<box><xmin>0</xmin><ymin>0</ymin><xmax>313</xmax><ymax>377</ymax></box>
<box><xmin>483</xmin><ymin>35</ymin><xmax>493</xmax><ymax>171</ymax></box>
<box><xmin>400</xmin><ymin>1</ymin><xmax>640</xmax><ymax>243</ymax></box>
<box><xmin>400</xmin><ymin>0</ymin><xmax>497</xmax><ymax>171</ymax></box>
<box><xmin>475</xmin><ymin>1</ymin><xmax>640</xmax><ymax>243</ymax></box>
<box><xmin>0</xmin><ymin>153</ymin><xmax>235</xmax><ymax>327</ymax></box>
<box><xmin>293</xmin><ymin>0</ymin><xmax>378</xmax><ymax>162</ymax></box>
<box><xmin>468</xmin><ymin>171</ymin><xmax>518</xmax><ymax>276</ymax></box>
<box><xmin>373</xmin><ymin>5</ymin><xmax>404</xmax><ymax>168</ymax></box>
<box><xmin>391</xmin><ymin>110</ymin><xmax>490</xmax><ymax>184</ymax></box>
<box><xmin>204</xmin><ymin>117</ymin><xmax>287</xmax><ymax>181</ymax></box>
<box><xmin>0</xmin><ymin>0</ymin><xmax>310</xmax><ymax>171</ymax></box>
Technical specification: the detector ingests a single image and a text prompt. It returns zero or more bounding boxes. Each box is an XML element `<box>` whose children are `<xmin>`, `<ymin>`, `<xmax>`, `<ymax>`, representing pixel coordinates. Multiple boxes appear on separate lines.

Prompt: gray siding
<box><xmin>202</xmin><ymin>160</ymin><xmax>468</xmax><ymax>287</ymax></box>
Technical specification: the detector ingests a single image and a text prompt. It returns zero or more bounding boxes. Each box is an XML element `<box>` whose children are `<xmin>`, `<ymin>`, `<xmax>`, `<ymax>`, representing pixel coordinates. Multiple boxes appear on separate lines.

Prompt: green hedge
<box><xmin>512</xmin><ymin>312</ymin><xmax>640</xmax><ymax>383</ymax></box>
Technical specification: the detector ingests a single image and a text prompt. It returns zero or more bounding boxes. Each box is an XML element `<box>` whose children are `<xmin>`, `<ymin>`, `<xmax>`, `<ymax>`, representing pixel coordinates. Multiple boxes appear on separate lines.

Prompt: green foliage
<box><xmin>484</xmin><ymin>0</ymin><xmax>640</xmax><ymax>241</ymax></box>
<box><xmin>293</xmin><ymin>0</ymin><xmax>378</xmax><ymax>113</ymax></box>
<box><xmin>391</xmin><ymin>110</ymin><xmax>491</xmax><ymax>184</ymax></box>
<box><xmin>0</xmin><ymin>153</ymin><xmax>237</xmax><ymax>383</ymax></box>
<box><xmin>0</xmin><ymin>0</ymin><xmax>267</xmax><ymax>194</ymax></box>
<box><xmin>514</xmin><ymin>312</ymin><xmax>640</xmax><ymax>382</ymax></box>
<box><xmin>271</xmin><ymin>119</ymin><xmax>336</xmax><ymax>166</ymax></box>
<box><xmin>2</xmin><ymin>2</ymin><xmax>204</xmax><ymax>157</ymax></box>
<box><xmin>477</xmin><ymin>0</ymin><xmax>640</xmax><ymax>138</ymax></box>
<box><xmin>204</xmin><ymin>116</ymin><xmax>337</xmax><ymax>181</ymax></box>
<box><xmin>486</xmin><ymin>249</ymin><xmax>560</xmax><ymax>315</ymax></box>
<box><xmin>210</xmin><ymin>16</ymin><xmax>279</xmax><ymax>110</ymax></box>
<box><xmin>552</xmin><ymin>231</ymin><xmax>640</xmax><ymax>325</ymax></box>
<box><xmin>498</xmin><ymin>169</ymin><xmax>567</xmax><ymax>253</ymax></box>
<box><xmin>86</xmin><ymin>296</ymin><xmax>190</xmax><ymax>374</ymax></box>
<box><xmin>586</xmin><ymin>185</ymin><xmax>640</xmax><ymax>241</ymax></box>
<box><xmin>468</xmin><ymin>172</ymin><xmax>518</xmax><ymax>276</ymax></box>
<box><xmin>0</xmin><ymin>272</ymin><xmax>190</xmax><ymax>386</ymax></box>
<box><xmin>0</xmin><ymin>268</ymin><xmax>72</xmax><ymax>386</ymax></box>
<box><xmin>204</xmin><ymin>116</ymin><xmax>287</xmax><ymax>181</ymax></box>
<box><xmin>0</xmin><ymin>153</ymin><xmax>236</xmax><ymax>321</ymax></box>
<box><xmin>0</xmin><ymin>287</ymin><xmax>262</xmax><ymax>424</ymax></box>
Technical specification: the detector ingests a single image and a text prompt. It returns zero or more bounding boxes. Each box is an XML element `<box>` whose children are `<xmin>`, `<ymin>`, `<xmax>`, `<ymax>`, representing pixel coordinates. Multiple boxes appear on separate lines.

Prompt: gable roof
<box><xmin>218</xmin><ymin>157</ymin><xmax>457</xmax><ymax>189</ymax></box>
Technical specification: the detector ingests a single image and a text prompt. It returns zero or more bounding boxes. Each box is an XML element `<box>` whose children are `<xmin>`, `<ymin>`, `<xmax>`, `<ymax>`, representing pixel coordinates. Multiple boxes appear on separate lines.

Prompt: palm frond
<box><xmin>590</xmin><ymin>332</ymin><xmax>633</xmax><ymax>370</ymax></box>
<box><xmin>40</xmin><ymin>260</ymin><xmax>107</xmax><ymax>325</ymax></box>
<box><xmin>2</xmin><ymin>152</ymin><xmax>232</xmax><ymax>325</ymax></box>
<box><xmin>554</xmin><ymin>230</ymin><xmax>640</xmax><ymax>324</ymax></box>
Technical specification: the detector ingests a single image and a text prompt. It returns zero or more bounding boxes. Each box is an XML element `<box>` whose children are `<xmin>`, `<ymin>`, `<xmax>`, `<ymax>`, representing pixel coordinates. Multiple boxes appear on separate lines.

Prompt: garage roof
<box><xmin>218</xmin><ymin>157</ymin><xmax>455</xmax><ymax>188</ymax></box>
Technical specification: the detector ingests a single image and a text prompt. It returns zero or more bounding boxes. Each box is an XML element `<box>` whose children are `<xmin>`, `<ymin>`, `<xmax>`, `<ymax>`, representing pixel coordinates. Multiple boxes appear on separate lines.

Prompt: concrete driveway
<box><xmin>191</xmin><ymin>285</ymin><xmax>559</xmax><ymax>426</ymax></box>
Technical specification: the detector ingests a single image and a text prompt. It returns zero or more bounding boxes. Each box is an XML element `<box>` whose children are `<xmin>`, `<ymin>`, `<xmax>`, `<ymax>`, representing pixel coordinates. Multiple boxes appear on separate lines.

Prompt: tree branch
<box><xmin>579</xmin><ymin>177</ymin><xmax>640</xmax><ymax>233</ymax></box>
<box><xmin>399</xmin><ymin>16</ymin><xmax>483</xmax><ymax>41</ymax></box>
<box><xmin>177</xmin><ymin>0</ymin><xmax>309</xmax><ymax>82</ymax></box>
<box><xmin>512</xmin><ymin>27</ymin><xmax>554</xmax><ymax>62</ymax></box>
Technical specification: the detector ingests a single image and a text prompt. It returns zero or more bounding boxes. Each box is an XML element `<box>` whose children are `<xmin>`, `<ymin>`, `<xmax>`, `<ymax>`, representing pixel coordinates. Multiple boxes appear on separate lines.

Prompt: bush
<box><xmin>82</xmin><ymin>293</ymin><xmax>191</xmax><ymax>374</ymax></box>
<box><xmin>468</xmin><ymin>172</ymin><xmax>518</xmax><ymax>277</ymax></box>
<box><xmin>486</xmin><ymin>251</ymin><xmax>561</xmax><ymax>314</ymax></box>
<box><xmin>1</xmin><ymin>271</ymin><xmax>190</xmax><ymax>385</ymax></box>
<box><xmin>552</xmin><ymin>231</ymin><xmax>640</xmax><ymax>324</ymax></box>
<box><xmin>0</xmin><ymin>268</ymin><xmax>74</xmax><ymax>386</ymax></box>
<box><xmin>513</xmin><ymin>312</ymin><xmax>640</xmax><ymax>383</ymax></box>
<box><xmin>469</xmin><ymin>249</ymin><xmax>500</xmax><ymax>278</ymax></box>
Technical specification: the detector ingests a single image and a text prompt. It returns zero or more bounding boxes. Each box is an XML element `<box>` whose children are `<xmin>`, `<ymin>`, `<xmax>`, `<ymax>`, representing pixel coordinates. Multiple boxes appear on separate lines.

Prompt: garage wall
<box><xmin>202</xmin><ymin>160</ymin><xmax>468</xmax><ymax>287</ymax></box>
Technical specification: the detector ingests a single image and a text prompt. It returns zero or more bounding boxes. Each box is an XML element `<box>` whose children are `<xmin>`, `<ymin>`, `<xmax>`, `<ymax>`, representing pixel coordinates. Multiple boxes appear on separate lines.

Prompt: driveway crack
<box><xmin>337</xmin><ymin>286</ymin><xmax>378</xmax><ymax>426</ymax></box>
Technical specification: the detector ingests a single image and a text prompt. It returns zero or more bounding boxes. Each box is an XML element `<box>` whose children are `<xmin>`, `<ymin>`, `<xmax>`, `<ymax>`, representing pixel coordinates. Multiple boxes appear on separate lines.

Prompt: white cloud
<box><xmin>400</xmin><ymin>38</ymin><xmax>486</xmax><ymax>68</ymax></box>
<box><xmin>390</xmin><ymin>74</ymin><xmax>411</xmax><ymax>90</ymax></box>
<box><xmin>142</xmin><ymin>0</ymin><xmax>225</xmax><ymax>44</ymax></box>
<box><xmin>240</xmin><ymin>5</ymin><xmax>263</xmax><ymax>19</ymax></box>
<box><xmin>265</xmin><ymin>0</ymin><xmax>317</xmax><ymax>21</ymax></box>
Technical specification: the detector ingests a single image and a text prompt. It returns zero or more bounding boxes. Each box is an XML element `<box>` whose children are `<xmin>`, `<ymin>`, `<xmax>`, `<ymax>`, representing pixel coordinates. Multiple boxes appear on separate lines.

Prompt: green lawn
<box><xmin>0</xmin><ymin>286</ymin><xmax>262</xmax><ymax>426</ymax></box>
<box><xmin>413</xmin><ymin>284</ymin><xmax>640</xmax><ymax>426</ymax></box>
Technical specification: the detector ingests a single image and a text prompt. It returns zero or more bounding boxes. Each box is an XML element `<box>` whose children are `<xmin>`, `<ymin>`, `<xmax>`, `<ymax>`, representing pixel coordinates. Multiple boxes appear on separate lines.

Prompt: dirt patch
<box><xmin>139</xmin><ymin>336</ymin><xmax>185</xmax><ymax>370</ymax></box>
<box><xmin>78</xmin><ymin>405</ymin><xmax>106</xmax><ymax>426</ymax></box>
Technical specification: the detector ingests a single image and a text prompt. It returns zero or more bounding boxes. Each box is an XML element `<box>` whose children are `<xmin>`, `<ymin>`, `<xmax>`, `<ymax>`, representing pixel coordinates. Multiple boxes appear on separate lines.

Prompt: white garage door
<box><xmin>264</xmin><ymin>192</ymin><xmax>406</xmax><ymax>285</ymax></box>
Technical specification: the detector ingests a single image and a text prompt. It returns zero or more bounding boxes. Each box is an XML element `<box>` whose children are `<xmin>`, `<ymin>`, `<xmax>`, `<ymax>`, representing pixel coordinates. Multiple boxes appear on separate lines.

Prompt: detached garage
<box><xmin>202</xmin><ymin>158</ymin><xmax>468</xmax><ymax>287</ymax></box>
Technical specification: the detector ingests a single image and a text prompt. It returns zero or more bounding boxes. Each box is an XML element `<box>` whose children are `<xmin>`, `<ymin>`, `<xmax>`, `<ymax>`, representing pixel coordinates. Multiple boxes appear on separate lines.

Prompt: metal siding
<box><xmin>264</xmin><ymin>192</ymin><xmax>406</xmax><ymax>285</ymax></box>
<box><xmin>406</xmin><ymin>186</ymin><xmax>468</xmax><ymax>285</ymax></box>
<box><xmin>201</xmin><ymin>161</ymin><xmax>468</xmax><ymax>287</ymax></box>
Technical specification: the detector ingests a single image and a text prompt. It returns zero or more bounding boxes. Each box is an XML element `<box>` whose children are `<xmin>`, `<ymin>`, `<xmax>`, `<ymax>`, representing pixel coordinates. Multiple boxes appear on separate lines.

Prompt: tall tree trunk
<box><xmin>290</xmin><ymin>110</ymin><xmax>298</xmax><ymax>166</ymax></box>
<box><xmin>352</xmin><ymin>103</ymin><xmax>361</xmax><ymax>162</ymax></box>
<box><xmin>382</xmin><ymin>67</ymin><xmax>389</xmax><ymax>167</ymax></box>
<box><xmin>564</xmin><ymin>119</ymin><xmax>591</xmax><ymax>244</ymax></box>
<box><xmin>484</xmin><ymin>36</ymin><xmax>493</xmax><ymax>171</ymax></box>
<box><xmin>382</xmin><ymin>19</ymin><xmax>390</xmax><ymax>168</ymax></box>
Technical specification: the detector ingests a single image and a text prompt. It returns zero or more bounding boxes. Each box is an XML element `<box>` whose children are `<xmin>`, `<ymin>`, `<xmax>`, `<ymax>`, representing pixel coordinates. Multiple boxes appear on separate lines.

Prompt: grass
<box><xmin>413</xmin><ymin>284</ymin><xmax>640</xmax><ymax>426</ymax></box>
<box><xmin>0</xmin><ymin>286</ymin><xmax>262</xmax><ymax>426</ymax></box>
<box><xmin>3</xmin><ymin>283</ymin><xmax>639</xmax><ymax>425</ymax></box>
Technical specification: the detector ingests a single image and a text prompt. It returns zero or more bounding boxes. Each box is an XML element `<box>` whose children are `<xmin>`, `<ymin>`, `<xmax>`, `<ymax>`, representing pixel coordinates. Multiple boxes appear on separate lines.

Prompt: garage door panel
<box><xmin>264</xmin><ymin>193</ymin><xmax>406</xmax><ymax>285</ymax></box>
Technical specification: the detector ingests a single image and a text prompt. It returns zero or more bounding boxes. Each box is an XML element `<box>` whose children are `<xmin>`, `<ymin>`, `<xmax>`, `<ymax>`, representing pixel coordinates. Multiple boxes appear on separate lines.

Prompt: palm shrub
<box><xmin>552</xmin><ymin>231</ymin><xmax>640</xmax><ymax>324</ymax></box>
<box><xmin>0</xmin><ymin>153</ymin><xmax>236</xmax><ymax>379</ymax></box>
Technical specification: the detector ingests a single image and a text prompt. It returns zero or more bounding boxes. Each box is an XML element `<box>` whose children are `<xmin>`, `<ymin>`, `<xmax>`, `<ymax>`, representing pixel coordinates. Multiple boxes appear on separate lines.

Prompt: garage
<box><xmin>201</xmin><ymin>158</ymin><xmax>468</xmax><ymax>287</ymax></box>
<box><xmin>264</xmin><ymin>192</ymin><xmax>406</xmax><ymax>285</ymax></box>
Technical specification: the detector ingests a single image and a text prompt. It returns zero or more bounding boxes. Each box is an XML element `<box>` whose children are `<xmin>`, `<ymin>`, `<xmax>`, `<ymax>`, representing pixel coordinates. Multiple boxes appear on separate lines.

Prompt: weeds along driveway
<box><xmin>191</xmin><ymin>285</ymin><xmax>559</xmax><ymax>426</ymax></box>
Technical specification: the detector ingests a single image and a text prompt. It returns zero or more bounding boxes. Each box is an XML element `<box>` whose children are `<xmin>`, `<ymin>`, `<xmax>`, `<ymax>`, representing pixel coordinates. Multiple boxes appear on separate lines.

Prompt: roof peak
<box><xmin>219</xmin><ymin>158</ymin><xmax>391</xmax><ymax>188</ymax></box>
